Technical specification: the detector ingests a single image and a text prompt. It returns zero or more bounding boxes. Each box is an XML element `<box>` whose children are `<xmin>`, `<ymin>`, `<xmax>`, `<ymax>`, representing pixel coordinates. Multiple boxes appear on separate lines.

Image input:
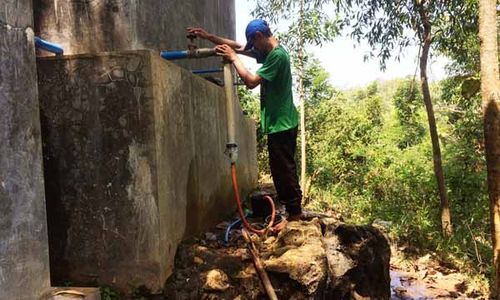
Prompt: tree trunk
<box><xmin>478</xmin><ymin>0</ymin><xmax>500</xmax><ymax>296</ymax></box>
<box><xmin>418</xmin><ymin>4</ymin><xmax>453</xmax><ymax>236</ymax></box>
<box><xmin>298</xmin><ymin>0</ymin><xmax>307</xmax><ymax>198</ymax></box>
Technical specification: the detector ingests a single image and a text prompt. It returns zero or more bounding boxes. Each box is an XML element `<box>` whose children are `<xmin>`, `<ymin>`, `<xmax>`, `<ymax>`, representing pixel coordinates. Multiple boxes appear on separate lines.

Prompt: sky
<box><xmin>234</xmin><ymin>0</ymin><xmax>449</xmax><ymax>90</ymax></box>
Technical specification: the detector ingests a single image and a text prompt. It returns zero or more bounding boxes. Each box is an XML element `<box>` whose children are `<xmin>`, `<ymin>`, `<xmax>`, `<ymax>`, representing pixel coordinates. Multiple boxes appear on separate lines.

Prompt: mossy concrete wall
<box><xmin>0</xmin><ymin>1</ymin><xmax>51</xmax><ymax>299</ymax></box>
<box><xmin>37</xmin><ymin>50</ymin><xmax>257</xmax><ymax>293</ymax></box>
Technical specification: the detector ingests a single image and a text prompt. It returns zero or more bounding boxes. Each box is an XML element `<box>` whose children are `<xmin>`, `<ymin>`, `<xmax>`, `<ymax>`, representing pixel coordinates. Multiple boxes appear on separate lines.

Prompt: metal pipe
<box><xmin>160</xmin><ymin>48</ymin><xmax>217</xmax><ymax>60</ymax></box>
<box><xmin>224</xmin><ymin>62</ymin><xmax>238</xmax><ymax>163</ymax></box>
<box><xmin>34</xmin><ymin>37</ymin><xmax>64</xmax><ymax>55</ymax></box>
<box><xmin>191</xmin><ymin>68</ymin><xmax>223</xmax><ymax>75</ymax></box>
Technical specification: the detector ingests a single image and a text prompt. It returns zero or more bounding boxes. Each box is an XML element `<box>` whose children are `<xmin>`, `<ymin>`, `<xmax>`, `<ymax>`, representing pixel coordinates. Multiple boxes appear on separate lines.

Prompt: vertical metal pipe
<box><xmin>224</xmin><ymin>62</ymin><xmax>238</xmax><ymax>163</ymax></box>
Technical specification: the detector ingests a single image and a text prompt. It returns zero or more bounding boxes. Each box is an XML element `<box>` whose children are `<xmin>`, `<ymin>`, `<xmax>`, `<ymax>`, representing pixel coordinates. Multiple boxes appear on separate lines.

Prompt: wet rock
<box><xmin>324</xmin><ymin>223</ymin><xmax>391</xmax><ymax>299</ymax></box>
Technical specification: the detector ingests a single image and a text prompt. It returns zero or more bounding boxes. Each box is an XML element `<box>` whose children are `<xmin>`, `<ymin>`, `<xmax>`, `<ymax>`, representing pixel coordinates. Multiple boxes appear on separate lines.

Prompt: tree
<box><xmin>254</xmin><ymin>0</ymin><xmax>340</xmax><ymax>197</ymax></box>
<box><xmin>302</xmin><ymin>55</ymin><xmax>336</xmax><ymax>105</ymax></box>
<box><xmin>478</xmin><ymin>0</ymin><xmax>500</xmax><ymax>295</ymax></box>
<box><xmin>336</xmin><ymin>0</ymin><xmax>476</xmax><ymax>236</ymax></box>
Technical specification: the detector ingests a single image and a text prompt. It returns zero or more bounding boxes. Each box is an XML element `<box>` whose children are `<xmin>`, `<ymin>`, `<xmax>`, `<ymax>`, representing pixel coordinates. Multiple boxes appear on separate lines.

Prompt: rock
<box><xmin>394</xmin><ymin>286</ymin><xmax>407</xmax><ymax>297</ymax></box>
<box><xmin>372</xmin><ymin>219</ymin><xmax>392</xmax><ymax>232</ymax></box>
<box><xmin>417</xmin><ymin>253</ymin><xmax>432</xmax><ymax>265</ymax></box>
<box><xmin>233</xmin><ymin>248</ymin><xmax>251</xmax><ymax>261</ymax></box>
<box><xmin>235</xmin><ymin>265</ymin><xmax>257</xmax><ymax>279</ymax></box>
<box><xmin>205</xmin><ymin>232</ymin><xmax>218</xmax><ymax>241</ymax></box>
<box><xmin>261</xmin><ymin>219</ymin><xmax>327</xmax><ymax>295</ymax></box>
<box><xmin>203</xmin><ymin>269</ymin><xmax>230</xmax><ymax>291</ymax></box>
<box><xmin>258</xmin><ymin>219</ymin><xmax>390</xmax><ymax>299</ymax></box>
<box><xmin>449</xmin><ymin>291</ymin><xmax>461</xmax><ymax>298</ymax></box>
<box><xmin>193</xmin><ymin>256</ymin><xmax>204</xmax><ymax>265</ymax></box>
<box><xmin>263</xmin><ymin>236</ymin><xmax>276</xmax><ymax>245</ymax></box>
<box><xmin>323</xmin><ymin>223</ymin><xmax>391</xmax><ymax>299</ymax></box>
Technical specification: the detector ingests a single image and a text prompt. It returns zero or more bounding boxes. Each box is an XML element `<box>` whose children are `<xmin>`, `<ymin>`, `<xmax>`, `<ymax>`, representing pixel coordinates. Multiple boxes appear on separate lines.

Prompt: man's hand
<box><xmin>186</xmin><ymin>27</ymin><xmax>210</xmax><ymax>39</ymax></box>
<box><xmin>187</xmin><ymin>27</ymin><xmax>248</xmax><ymax>53</ymax></box>
<box><xmin>215</xmin><ymin>44</ymin><xmax>238</xmax><ymax>63</ymax></box>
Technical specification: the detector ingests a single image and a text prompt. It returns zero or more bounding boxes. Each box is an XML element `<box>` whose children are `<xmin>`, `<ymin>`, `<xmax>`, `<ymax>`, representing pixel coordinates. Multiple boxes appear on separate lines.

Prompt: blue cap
<box><xmin>244</xmin><ymin>19</ymin><xmax>271</xmax><ymax>50</ymax></box>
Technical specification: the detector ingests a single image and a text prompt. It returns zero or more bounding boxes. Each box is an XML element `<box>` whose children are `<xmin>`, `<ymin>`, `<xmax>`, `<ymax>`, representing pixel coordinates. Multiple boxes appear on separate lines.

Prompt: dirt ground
<box><xmin>389</xmin><ymin>248</ymin><xmax>489</xmax><ymax>299</ymax></box>
<box><xmin>156</xmin><ymin>214</ymin><xmax>490</xmax><ymax>300</ymax></box>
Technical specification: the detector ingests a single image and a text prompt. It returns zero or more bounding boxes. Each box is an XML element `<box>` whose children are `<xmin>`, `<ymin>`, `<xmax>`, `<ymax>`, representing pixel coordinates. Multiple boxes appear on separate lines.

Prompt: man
<box><xmin>187</xmin><ymin>19</ymin><xmax>303</xmax><ymax>222</ymax></box>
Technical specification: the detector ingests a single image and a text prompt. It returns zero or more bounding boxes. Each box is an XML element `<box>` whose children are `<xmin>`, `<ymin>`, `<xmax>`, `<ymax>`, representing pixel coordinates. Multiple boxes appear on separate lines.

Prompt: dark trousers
<box><xmin>267</xmin><ymin>126</ymin><xmax>303</xmax><ymax>216</ymax></box>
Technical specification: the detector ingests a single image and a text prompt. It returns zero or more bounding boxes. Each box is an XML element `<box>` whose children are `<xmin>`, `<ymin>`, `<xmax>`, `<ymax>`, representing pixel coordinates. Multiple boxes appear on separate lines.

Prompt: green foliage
<box><xmin>364</xmin><ymin>82</ymin><xmax>383</xmax><ymax>128</ymax></box>
<box><xmin>238</xmin><ymin>86</ymin><xmax>269</xmax><ymax>177</ymax></box>
<box><xmin>393</xmin><ymin>78</ymin><xmax>426</xmax><ymax>148</ymax></box>
<box><xmin>253</xmin><ymin>0</ymin><xmax>342</xmax><ymax>51</ymax></box>
<box><xmin>248</xmin><ymin>0</ymin><xmax>488</xmax><ymax>282</ymax></box>
<box><xmin>336</xmin><ymin>0</ymin><xmax>478</xmax><ymax>69</ymax></box>
<box><xmin>253</xmin><ymin>0</ymin><xmax>342</xmax><ymax>96</ymax></box>
<box><xmin>254</xmin><ymin>56</ymin><xmax>490</xmax><ymax>277</ymax></box>
<box><xmin>303</xmin><ymin>55</ymin><xmax>336</xmax><ymax>104</ymax></box>
<box><xmin>434</xmin><ymin>0</ymin><xmax>480</xmax><ymax>73</ymax></box>
<box><xmin>100</xmin><ymin>286</ymin><xmax>119</xmax><ymax>300</ymax></box>
<box><xmin>439</xmin><ymin>75</ymin><xmax>488</xmax><ymax>272</ymax></box>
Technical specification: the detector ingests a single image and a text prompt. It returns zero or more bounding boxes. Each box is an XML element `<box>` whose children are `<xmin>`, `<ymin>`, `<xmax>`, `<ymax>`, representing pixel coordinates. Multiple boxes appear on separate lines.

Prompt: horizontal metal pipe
<box><xmin>160</xmin><ymin>48</ymin><xmax>217</xmax><ymax>60</ymax></box>
<box><xmin>34</xmin><ymin>37</ymin><xmax>64</xmax><ymax>55</ymax></box>
<box><xmin>191</xmin><ymin>68</ymin><xmax>223</xmax><ymax>74</ymax></box>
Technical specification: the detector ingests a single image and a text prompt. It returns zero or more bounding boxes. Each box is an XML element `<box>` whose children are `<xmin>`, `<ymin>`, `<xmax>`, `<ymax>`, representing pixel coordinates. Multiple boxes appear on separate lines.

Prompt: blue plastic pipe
<box><xmin>34</xmin><ymin>37</ymin><xmax>64</xmax><ymax>55</ymax></box>
<box><xmin>224</xmin><ymin>218</ymin><xmax>243</xmax><ymax>245</ymax></box>
<box><xmin>160</xmin><ymin>50</ymin><xmax>188</xmax><ymax>60</ymax></box>
<box><xmin>160</xmin><ymin>48</ymin><xmax>217</xmax><ymax>61</ymax></box>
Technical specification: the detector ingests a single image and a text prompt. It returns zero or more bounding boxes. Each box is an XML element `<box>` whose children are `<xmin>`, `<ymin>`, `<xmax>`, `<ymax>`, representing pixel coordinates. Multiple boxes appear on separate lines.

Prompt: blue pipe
<box><xmin>34</xmin><ymin>37</ymin><xmax>64</xmax><ymax>55</ymax></box>
<box><xmin>160</xmin><ymin>48</ymin><xmax>217</xmax><ymax>61</ymax></box>
<box><xmin>160</xmin><ymin>50</ymin><xmax>188</xmax><ymax>60</ymax></box>
<box><xmin>224</xmin><ymin>217</ymin><xmax>244</xmax><ymax>245</ymax></box>
<box><xmin>191</xmin><ymin>68</ymin><xmax>223</xmax><ymax>75</ymax></box>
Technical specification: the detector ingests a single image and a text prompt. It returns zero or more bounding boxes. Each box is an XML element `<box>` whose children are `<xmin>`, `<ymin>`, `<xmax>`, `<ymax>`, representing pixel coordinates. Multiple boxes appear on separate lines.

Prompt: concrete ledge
<box><xmin>41</xmin><ymin>288</ymin><xmax>100</xmax><ymax>300</ymax></box>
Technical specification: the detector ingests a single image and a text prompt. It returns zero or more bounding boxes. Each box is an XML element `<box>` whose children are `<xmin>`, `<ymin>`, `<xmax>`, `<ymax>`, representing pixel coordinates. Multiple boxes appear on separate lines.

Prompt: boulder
<box><xmin>259</xmin><ymin>218</ymin><xmax>391</xmax><ymax>299</ymax></box>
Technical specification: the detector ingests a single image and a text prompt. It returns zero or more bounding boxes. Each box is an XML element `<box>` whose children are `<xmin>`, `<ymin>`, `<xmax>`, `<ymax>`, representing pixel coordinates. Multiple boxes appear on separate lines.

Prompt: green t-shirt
<box><xmin>256</xmin><ymin>45</ymin><xmax>298</xmax><ymax>135</ymax></box>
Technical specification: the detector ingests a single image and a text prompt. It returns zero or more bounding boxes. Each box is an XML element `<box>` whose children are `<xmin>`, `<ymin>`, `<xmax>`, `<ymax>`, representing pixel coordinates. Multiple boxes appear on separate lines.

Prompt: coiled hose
<box><xmin>231</xmin><ymin>164</ymin><xmax>276</xmax><ymax>235</ymax></box>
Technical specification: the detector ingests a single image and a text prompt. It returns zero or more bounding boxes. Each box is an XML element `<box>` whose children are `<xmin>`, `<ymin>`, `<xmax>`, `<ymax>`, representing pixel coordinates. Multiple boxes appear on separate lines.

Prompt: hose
<box><xmin>231</xmin><ymin>164</ymin><xmax>276</xmax><ymax>235</ymax></box>
<box><xmin>224</xmin><ymin>217</ymin><xmax>243</xmax><ymax>245</ymax></box>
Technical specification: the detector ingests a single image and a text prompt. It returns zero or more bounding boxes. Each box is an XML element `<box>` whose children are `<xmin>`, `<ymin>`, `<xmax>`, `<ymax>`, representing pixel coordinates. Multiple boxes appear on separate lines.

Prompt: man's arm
<box><xmin>215</xmin><ymin>44</ymin><xmax>263</xmax><ymax>89</ymax></box>
<box><xmin>187</xmin><ymin>27</ymin><xmax>256</xmax><ymax>58</ymax></box>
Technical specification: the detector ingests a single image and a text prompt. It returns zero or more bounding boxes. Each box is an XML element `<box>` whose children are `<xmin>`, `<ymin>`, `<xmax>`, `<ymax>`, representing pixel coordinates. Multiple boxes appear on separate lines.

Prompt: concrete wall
<box><xmin>36</xmin><ymin>50</ymin><xmax>257</xmax><ymax>293</ymax></box>
<box><xmin>33</xmin><ymin>0</ymin><xmax>235</xmax><ymax>71</ymax></box>
<box><xmin>0</xmin><ymin>1</ymin><xmax>51</xmax><ymax>299</ymax></box>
